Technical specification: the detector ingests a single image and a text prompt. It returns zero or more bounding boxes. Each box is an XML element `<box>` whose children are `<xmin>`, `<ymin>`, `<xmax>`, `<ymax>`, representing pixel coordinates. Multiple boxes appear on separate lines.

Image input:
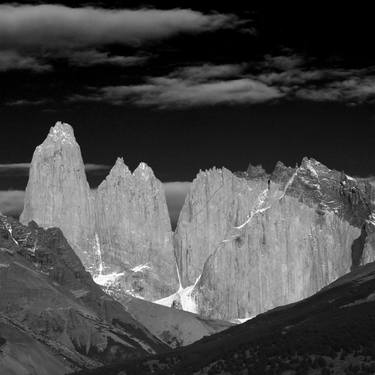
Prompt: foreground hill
<box><xmin>0</xmin><ymin>214</ymin><xmax>167</xmax><ymax>375</ymax></box>
<box><xmin>76</xmin><ymin>260</ymin><xmax>375</xmax><ymax>374</ymax></box>
<box><xmin>113</xmin><ymin>293</ymin><xmax>233</xmax><ymax>348</ymax></box>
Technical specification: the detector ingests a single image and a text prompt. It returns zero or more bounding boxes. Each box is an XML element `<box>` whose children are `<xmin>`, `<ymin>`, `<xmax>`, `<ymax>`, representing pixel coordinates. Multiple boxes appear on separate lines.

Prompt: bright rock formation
<box><xmin>174</xmin><ymin>158</ymin><xmax>375</xmax><ymax>320</ymax></box>
<box><xmin>20</xmin><ymin>122</ymin><xmax>96</xmax><ymax>271</ymax></box>
<box><xmin>94</xmin><ymin>158</ymin><xmax>178</xmax><ymax>300</ymax></box>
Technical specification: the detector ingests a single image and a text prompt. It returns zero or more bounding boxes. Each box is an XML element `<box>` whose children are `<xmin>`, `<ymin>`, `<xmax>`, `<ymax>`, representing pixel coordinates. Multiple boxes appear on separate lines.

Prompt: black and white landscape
<box><xmin>1</xmin><ymin>2</ymin><xmax>375</xmax><ymax>375</ymax></box>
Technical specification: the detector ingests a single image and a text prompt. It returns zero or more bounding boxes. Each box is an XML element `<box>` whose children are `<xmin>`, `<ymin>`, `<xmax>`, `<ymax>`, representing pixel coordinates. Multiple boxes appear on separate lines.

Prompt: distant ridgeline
<box><xmin>20</xmin><ymin>121</ymin><xmax>375</xmax><ymax>321</ymax></box>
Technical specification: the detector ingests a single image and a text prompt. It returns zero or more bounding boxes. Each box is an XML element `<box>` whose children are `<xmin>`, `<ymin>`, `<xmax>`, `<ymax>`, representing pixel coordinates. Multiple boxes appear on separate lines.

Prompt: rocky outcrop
<box><xmin>175</xmin><ymin>158</ymin><xmax>375</xmax><ymax>320</ymax></box>
<box><xmin>20</xmin><ymin>122</ymin><xmax>97</xmax><ymax>271</ymax></box>
<box><xmin>0</xmin><ymin>214</ymin><xmax>167</xmax><ymax>375</ymax></box>
<box><xmin>94</xmin><ymin>158</ymin><xmax>178</xmax><ymax>300</ymax></box>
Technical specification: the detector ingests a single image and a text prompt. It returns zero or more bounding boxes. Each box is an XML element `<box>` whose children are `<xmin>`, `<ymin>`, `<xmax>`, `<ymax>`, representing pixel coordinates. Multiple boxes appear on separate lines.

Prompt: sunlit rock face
<box><xmin>174</xmin><ymin>167</ymin><xmax>266</xmax><ymax>288</ymax></box>
<box><xmin>95</xmin><ymin>158</ymin><xmax>178</xmax><ymax>300</ymax></box>
<box><xmin>20</xmin><ymin>123</ymin><xmax>178</xmax><ymax>301</ymax></box>
<box><xmin>175</xmin><ymin>158</ymin><xmax>375</xmax><ymax>320</ymax></box>
<box><xmin>20</xmin><ymin>122</ymin><xmax>97</xmax><ymax>271</ymax></box>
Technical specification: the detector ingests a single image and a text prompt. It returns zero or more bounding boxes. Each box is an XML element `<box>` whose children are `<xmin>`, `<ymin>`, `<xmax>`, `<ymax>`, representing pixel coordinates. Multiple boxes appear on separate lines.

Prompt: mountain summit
<box><xmin>20</xmin><ymin>121</ymin><xmax>97</xmax><ymax>271</ymax></box>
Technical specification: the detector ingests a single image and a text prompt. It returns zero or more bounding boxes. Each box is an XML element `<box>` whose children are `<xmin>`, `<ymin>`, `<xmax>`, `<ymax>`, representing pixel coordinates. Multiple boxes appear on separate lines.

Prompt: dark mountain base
<box><xmin>75</xmin><ymin>262</ymin><xmax>375</xmax><ymax>375</ymax></box>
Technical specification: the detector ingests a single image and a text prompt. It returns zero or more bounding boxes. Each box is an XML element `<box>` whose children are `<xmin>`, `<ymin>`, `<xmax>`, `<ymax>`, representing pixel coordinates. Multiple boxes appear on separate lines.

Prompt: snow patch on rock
<box><xmin>131</xmin><ymin>264</ymin><xmax>151</xmax><ymax>273</ymax></box>
<box><xmin>94</xmin><ymin>271</ymin><xmax>125</xmax><ymax>287</ymax></box>
<box><xmin>154</xmin><ymin>275</ymin><xmax>201</xmax><ymax>314</ymax></box>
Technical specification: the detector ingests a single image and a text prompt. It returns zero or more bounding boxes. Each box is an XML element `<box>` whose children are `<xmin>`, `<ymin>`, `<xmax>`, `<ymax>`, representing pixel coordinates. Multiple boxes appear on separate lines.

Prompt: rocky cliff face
<box><xmin>20</xmin><ymin>122</ymin><xmax>97</xmax><ymax>271</ymax></box>
<box><xmin>175</xmin><ymin>158</ymin><xmax>375</xmax><ymax>320</ymax></box>
<box><xmin>174</xmin><ymin>167</ymin><xmax>264</xmax><ymax>288</ymax></box>
<box><xmin>20</xmin><ymin>122</ymin><xmax>375</xmax><ymax>325</ymax></box>
<box><xmin>20</xmin><ymin>123</ymin><xmax>177</xmax><ymax>301</ymax></box>
<box><xmin>94</xmin><ymin>158</ymin><xmax>178</xmax><ymax>300</ymax></box>
<box><xmin>0</xmin><ymin>214</ymin><xmax>167</xmax><ymax>375</ymax></box>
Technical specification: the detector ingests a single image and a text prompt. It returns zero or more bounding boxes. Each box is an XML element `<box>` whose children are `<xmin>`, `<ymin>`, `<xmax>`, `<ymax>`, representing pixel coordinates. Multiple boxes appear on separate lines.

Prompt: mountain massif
<box><xmin>20</xmin><ymin>122</ymin><xmax>178</xmax><ymax>301</ymax></box>
<box><xmin>18</xmin><ymin>122</ymin><xmax>229</xmax><ymax>353</ymax></box>
<box><xmin>174</xmin><ymin>158</ymin><xmax>375</xmax><ymax>319</ymax></box>
<box><xmin>20</xmin><ymin>121</ymin><xmax>375</xmax><ymax>325</ymax></box>
<box><xmin>3</xmin><ymin>120</ymin><xmax>375</xmax><ymax>374</ymax></box>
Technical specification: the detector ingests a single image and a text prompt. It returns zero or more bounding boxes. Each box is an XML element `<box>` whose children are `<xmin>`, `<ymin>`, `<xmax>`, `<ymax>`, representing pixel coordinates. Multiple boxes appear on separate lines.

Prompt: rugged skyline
<box><xmin>1</xmin><ymin>1</ymin><xmax>375</xmax><ymax>185</ymax></box>
<box><xmin>1</xmin><ymin>5</ymin><xmax>375</xmax><ymax>373</ymax></box>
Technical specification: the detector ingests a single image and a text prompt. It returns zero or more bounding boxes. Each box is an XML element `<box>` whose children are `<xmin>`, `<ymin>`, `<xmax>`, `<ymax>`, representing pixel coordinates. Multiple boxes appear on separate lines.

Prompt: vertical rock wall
<box><xmin>20</xmin><ymin>122</ymin><xmax>96</xmax><ymax>270</ymax></box>
<box><xmin>174</xmin><ymin>158</ymin><xmax>375</xmax><ymax>320</ymax></box>
<box><xmin>95</xmin><ymin>158</ymin><xmax>178</xmax><ymax>299</ymax></box>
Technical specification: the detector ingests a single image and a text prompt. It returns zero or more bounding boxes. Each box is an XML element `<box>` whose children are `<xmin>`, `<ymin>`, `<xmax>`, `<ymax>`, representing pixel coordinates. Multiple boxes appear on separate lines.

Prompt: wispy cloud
<box><xmin>0</xmin><ymin>4</ymin><xmax>241</xmax><ymax>71</ymax></box>
<box><xmin>263</xmin><ymin>54</ymin><xmax>304</xmax><ymax>70</ymax></box>
<box><xmin>295</xmin><ymin>76</ymin><xmax>375</xmax><ymax>103</ymax></box>
<box><xmin>5</xmin><ymin>99</ymin><xmax>51</xmax><ymax>106</ymax></box>
<box><xmin>0</xmin><ymin>50</ymin><xmax>51</xmax><ymax>72</ymax></box>
<box><xmin>66</xmin><ymin>50</ymin><xmax>149</xmax><ymax>67</ymax></box>
<box><xmin>170</xmin><ymin>63</ymin><xmax>247</xmax><ymax>80</ymax></box>
<box><xmin>259</xmin><ymin>55</ymin><xmax>375</xmax><ymax>104</ymax></box>
<box><xmin>71</xmin><ymin>63</ymin><xmax>284</xmax><ymax>107</ymax></box>
<box><xmin>0</xmin><ymin>4</ymin><xmax>240</xmax><ymax>48</ymax></box>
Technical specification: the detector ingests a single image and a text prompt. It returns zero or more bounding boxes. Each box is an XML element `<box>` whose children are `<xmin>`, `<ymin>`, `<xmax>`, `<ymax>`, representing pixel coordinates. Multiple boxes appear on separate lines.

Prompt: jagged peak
<box><xmin>196</xmin><ymin>166</ymin><xmax>232</xmax><ymax>179</ymax></box>
<box><xmin>133</xmin><ymin>162</ymin><xmax>155</xmax><ymax>179</ymax></box>
<box><xmin>113</xmin><ymin>157</ymin><xmax>127</xmax><ymax>169</ymax></box>
<box><xmin>300</xmin><ymin>156</ymin><xmax>322</xmax><ymax>169</ymax></box>
<box><xmin>35</xmin><ymin>122</ymin><xmax>77</xmax><ymax>152</ymax></box>
<box><xmin>48</xmin><ymin>121</ymin><xmax>75</xmax><ymax>142</ymax></box>
<box><xmin>101</xmin><ymin>157</ymin><xmax>131</xmax><ymax>186</ymax></box>
<box><xmin>246</xmin><ymin>163</ymin><xmax>267</xmax><ymax>179</ymax></box>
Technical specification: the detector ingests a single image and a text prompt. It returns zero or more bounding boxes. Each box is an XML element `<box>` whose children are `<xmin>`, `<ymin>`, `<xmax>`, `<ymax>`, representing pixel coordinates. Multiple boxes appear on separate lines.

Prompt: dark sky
<box><xmin>1</xmin><ymin>1</ymin><xmax>375</xmax><ymax>182</ymax></box>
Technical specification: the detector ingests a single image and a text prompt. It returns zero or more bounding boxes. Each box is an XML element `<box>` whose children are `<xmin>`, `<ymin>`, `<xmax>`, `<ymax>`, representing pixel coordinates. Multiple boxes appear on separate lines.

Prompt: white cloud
<box><xmin>295</xmin><ymin>76</ymin><xmax>375</xmax><ymax>102</ymax></box>
<box><xmin>0</xmin><ymin>4</ymin><xmax>240</xmax><ymax>71</ymax></box>
<box><xmin>0</xmin><ymin>4</ymin><xmax>240</xmax><ymax>49</ymax></box>
<box><xmin>71</xmin><ymin>63</ymin><xmax>284</xmax><ymax>108</ymax></box>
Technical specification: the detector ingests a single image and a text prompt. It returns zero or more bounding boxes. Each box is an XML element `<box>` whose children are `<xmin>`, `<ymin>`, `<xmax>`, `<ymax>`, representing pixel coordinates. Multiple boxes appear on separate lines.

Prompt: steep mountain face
<box><xmin>174</xmin><ymin>167</ymin><xmax>252</xmax><ymax>288</ymax></box>
<box><xmin>0</xmin><ymin>214</ymin><xmax>167</xmax><ymax>375</ymax></box>
<box><xmin>20</xmin><ymin>122</ymin><xmax>97</xmax><ymax>272</ymax></box>
<box><xmin>174</xmin><ymin>158</ymin><xmax>375</xmax><ymax>320</ymax></box>
<box><xmin>94</xmin><ymin>158</ymin><xmax>178</xmax><ymax>300</ymax></box>
<box><xmin>21</xmin><ymin>123</ymin><xmax>178</xmax><ymax>302</ymax></box>
<box><xmin>77</xmin><ymin>260</ymin><xmax>375</xmax><ymax>375</ymax></box>
<box><xmin>20</xmin><ymin>122</ymin><xmax>375</xmax><ymax>334</ymax></box>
